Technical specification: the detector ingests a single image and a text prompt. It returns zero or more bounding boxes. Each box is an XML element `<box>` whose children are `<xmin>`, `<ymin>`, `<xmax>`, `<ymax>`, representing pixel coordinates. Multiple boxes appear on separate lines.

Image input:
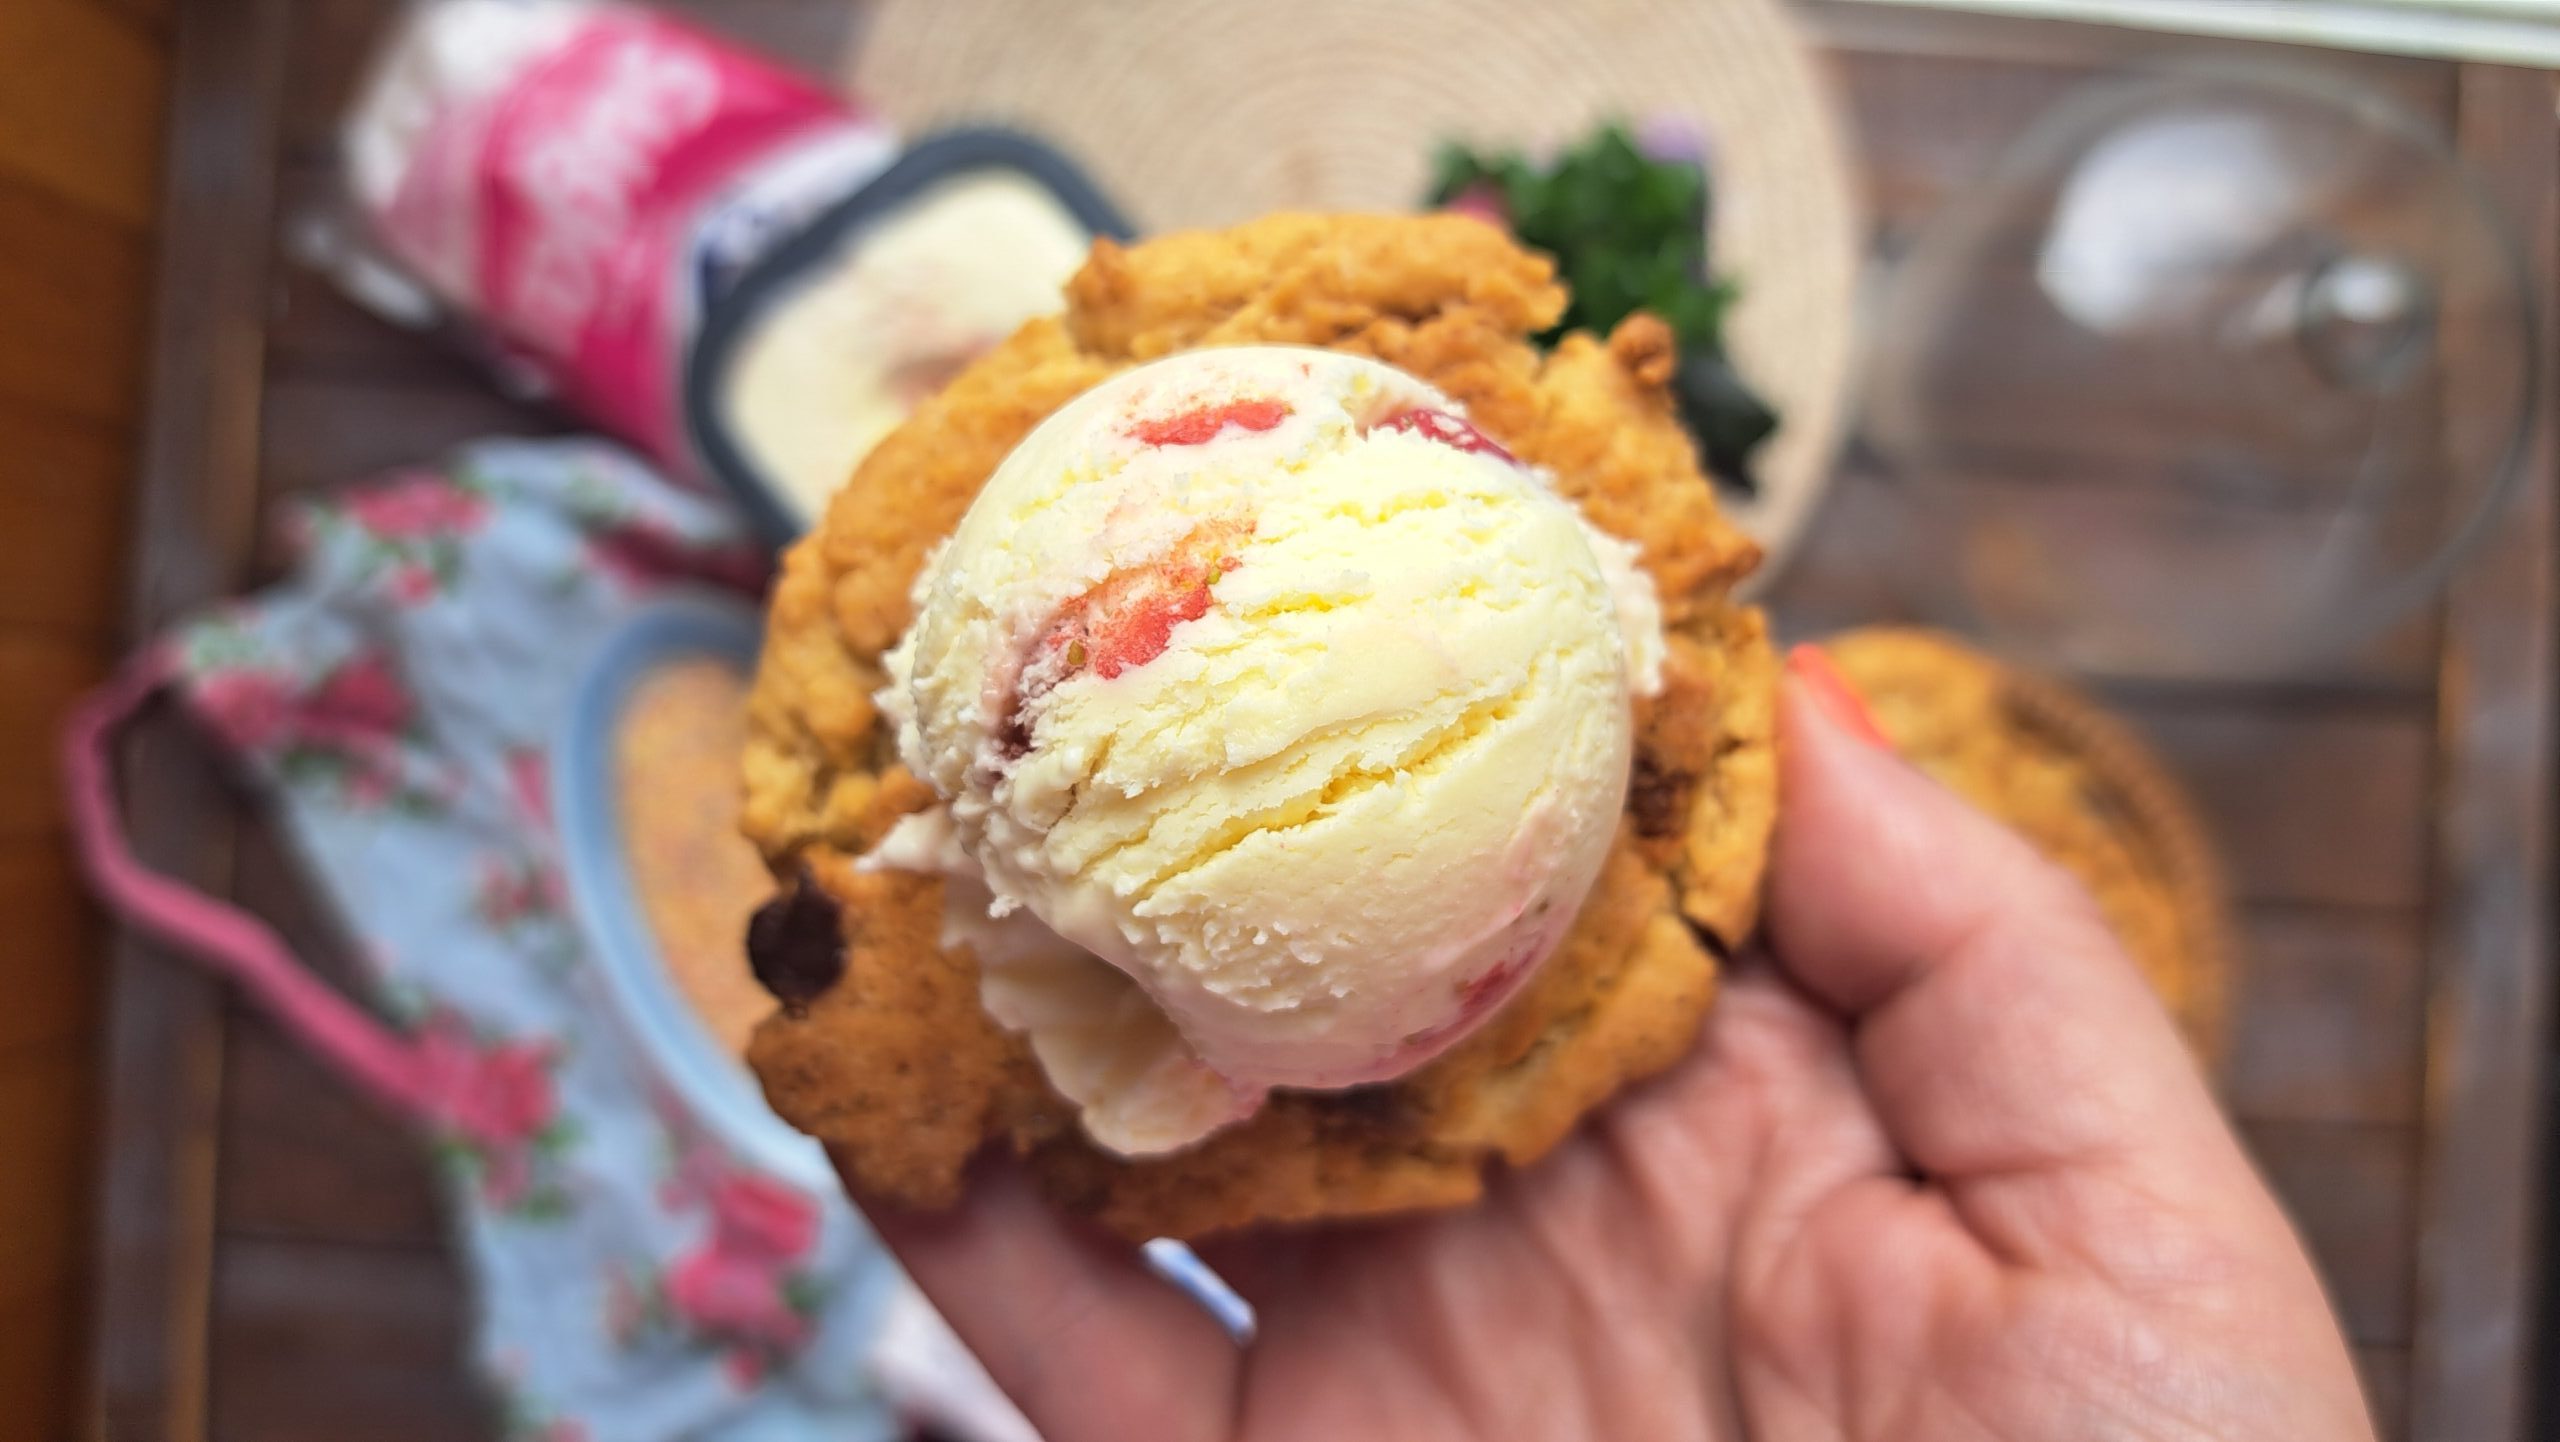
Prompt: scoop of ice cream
<box><xmin>875</xmin><ymin>346</ymin><xmax>1663</xmax><ymax>1153</ymax></box>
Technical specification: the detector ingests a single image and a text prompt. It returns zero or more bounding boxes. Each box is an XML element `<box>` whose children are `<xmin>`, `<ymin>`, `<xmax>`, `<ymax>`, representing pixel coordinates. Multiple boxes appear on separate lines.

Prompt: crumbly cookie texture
<box><xmin>1823</xmin><ymin>627</ymin><xmax>2228</xmax><ymax>1066</ymax></box>
<box><xmin>743</xmin><ymin>214</ymin><xmax>1777</xmax><ymax>1240</ymax></box>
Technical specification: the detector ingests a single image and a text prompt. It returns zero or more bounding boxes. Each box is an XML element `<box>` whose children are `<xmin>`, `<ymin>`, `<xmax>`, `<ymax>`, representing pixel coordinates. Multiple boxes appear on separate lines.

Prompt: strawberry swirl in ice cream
<box><xmin>869</xmin><ymin>347</ymin><xmax>1667</xmax><ymax>1155</ymax></box>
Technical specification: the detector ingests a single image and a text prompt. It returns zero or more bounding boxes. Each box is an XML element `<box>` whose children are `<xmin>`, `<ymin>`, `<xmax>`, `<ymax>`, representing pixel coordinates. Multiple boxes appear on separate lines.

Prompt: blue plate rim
<box><xmin>551</xmin><ymin>591</ymin><xmax>836</xmax><ymax>1190</ymax></box>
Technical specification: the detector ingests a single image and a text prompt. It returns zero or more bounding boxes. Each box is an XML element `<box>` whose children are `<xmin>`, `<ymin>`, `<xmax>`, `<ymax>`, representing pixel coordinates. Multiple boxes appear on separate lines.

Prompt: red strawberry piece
<box><xmin>1371</xmin><ymin>407</ymin><xmax>1516</xmax><ymax>463</ymax></box>
<box><xmin>997</xmin><ymin>520</ymin><xmax>1251</xmax><ymax>756</ymax></box>
<box><xmin>1128</xmin><ymin>397</ymin><xmax>1293</xmax><ymax>448</ymax></box>
<box><xmin>1456</xmin><ymin>951</ymin><xmax>1533</xmax><ymax>1015</ymax></box>
<box><xmin>1397</xmin><ymin>941</ymin><xmax>1545</xmax><ymax>1055</ymax></box>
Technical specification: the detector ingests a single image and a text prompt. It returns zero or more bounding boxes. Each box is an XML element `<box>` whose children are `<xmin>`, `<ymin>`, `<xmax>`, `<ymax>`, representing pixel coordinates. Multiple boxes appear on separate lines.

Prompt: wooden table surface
<box><xmin>91</xmin><ymin>2</ymin><xmax>2556</xmax><ymax>1439</ymax></box>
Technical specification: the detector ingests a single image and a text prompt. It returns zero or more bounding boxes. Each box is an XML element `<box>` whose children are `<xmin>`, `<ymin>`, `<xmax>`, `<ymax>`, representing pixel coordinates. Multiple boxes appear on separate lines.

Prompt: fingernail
<box><xmin>1786</xmin><ymin>644</ymin><xmax>1894</xmax><ymax>751</ymax></box>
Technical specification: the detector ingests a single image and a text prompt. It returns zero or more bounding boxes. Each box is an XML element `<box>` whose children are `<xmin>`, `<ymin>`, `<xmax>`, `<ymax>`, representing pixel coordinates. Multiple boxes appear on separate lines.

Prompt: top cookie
<box><xmin>1824</xmin><ymin>626</ymin><xmax>2229</xmax><ymax>1067</ymax></box>
<box><xmin>741</xmin><ymin>214</ymin><xmax>1778</xmax><ymax>1240</ymax></box>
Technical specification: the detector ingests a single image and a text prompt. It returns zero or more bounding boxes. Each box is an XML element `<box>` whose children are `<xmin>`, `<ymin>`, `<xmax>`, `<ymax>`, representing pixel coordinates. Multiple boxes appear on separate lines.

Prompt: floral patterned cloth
<box><xmin>158</xmin><ymin>441</ymin><xmax>967</xmax><ymax>1440</ymax></box>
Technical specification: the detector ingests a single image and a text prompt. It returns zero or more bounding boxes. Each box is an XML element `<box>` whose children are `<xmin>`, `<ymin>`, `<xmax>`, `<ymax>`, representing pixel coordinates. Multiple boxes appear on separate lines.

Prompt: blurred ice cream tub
<box><xmin>685</xmin><ymin>129</ymin><xmax>1132</xmax><ymax>539</ymax></box>
<box><xmin>334</xmin><ymin>0</ymin><xmax>897</xmax><ymax>464</ymax></box>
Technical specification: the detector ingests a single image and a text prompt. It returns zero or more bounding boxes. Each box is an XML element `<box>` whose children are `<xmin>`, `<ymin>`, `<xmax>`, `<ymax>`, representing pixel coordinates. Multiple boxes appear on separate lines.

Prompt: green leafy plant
<box><xmin>1430</xmin><ymin>124</ymin><xmax>1778</xmax><ymax>495</ymax></box>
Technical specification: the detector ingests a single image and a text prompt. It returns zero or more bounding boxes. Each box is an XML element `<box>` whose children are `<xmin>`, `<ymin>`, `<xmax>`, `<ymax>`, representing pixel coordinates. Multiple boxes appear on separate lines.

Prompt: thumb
<box><xmin>1767</xmin><ymin>645</ymin><xmax>2374</xmax><ymax>1439</ymax></box>
<box><xmin>1767</xmin><ymin>644</ymin><xmax>2242</xmax><ymax>1206</ymax></box>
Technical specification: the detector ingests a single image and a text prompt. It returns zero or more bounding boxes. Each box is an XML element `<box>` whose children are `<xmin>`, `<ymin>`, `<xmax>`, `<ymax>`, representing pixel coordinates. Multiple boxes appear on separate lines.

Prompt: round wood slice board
<box><xmin>847</xmin><ymin>0</ymin><xmax>1861</xmax><ymax>592</ymax></box>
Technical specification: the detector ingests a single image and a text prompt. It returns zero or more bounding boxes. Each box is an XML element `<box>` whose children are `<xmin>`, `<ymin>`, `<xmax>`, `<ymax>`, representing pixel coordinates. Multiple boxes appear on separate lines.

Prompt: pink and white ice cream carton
<box><xmin>341</xmin><ymin>0</ymin><xmax>896</xmax><ymax>465</ymax></box>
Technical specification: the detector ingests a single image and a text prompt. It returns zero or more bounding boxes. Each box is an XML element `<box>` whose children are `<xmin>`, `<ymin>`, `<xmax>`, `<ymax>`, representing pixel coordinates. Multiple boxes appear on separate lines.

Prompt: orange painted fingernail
<box><xmin>1786</xmin><ymin>644</ymin><xmax>1893</xmax><ymax>751</ymax></box>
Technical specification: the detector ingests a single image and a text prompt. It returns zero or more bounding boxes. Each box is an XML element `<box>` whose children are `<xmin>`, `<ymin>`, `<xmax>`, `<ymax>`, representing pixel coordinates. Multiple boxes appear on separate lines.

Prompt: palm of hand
<box><xmin>867</xmin><ymin>678</ymin><xmax>2373</xmax><ymax>1442</ymax></box>
<box><xmin>1188</xmin><ymin>971</ymin><xmax>2315</xmax><ymax>1442</ymax></box>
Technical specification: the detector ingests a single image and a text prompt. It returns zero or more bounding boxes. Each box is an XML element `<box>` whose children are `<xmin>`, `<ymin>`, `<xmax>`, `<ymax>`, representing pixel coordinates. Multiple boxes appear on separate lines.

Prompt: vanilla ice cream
<box><xmin>871</xmin><ymin>346</ymin><xmax>1665</xmax><ymax>1154</ymax></box>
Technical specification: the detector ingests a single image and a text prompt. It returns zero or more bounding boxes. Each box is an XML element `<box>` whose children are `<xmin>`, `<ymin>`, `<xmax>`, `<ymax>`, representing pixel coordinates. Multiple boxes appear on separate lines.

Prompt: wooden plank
<box><xmin>215</xmin><ymin>810</ymin><xmax>448</xmax><ymax>1252</ymax></box>
<box><xmin>1803</xmin><ymin>0</ymin><xmax>2465</xmax><ymax>112</ymax></box>
<box><xmin>1818</xmin><ymin>46</ymin><xmax>2104</xmax><ymax>247</ymax></box>
<box><xmin>0</xmin><ymin>633</ymin><xmax>104</xmax><ymax>839</ymax></box>
<box><xmin>1813</xmin><ymin>38</ymin><xmax>2454</xmax><ymax>271</ymax></box>
<box><xmin>1765</xmin><ymin>464</ymin><xmax>1954</xmax><ymax>640</ymax></box>
<box><xmin>0</xmin><ymin>1041</ymin><xmax>93</xmax><ymax>1439</ymax></box>
<box><xmin>0</xmin><ymin>1039</ymin><xmax>95</xmax><ymax>1308</ymax></box>
<box><xmin>0</xmin><ymin>0</ymin><xmax>167</xmax><ymax>226</ymax></box>
<box><xmin>273</xmin><ymin>0</ymin><xmax>391</xmax><ymax>165</ymax></box>
<box><xmin>88</xmin><ymin>0</ymin><xmax>291</xmax><ymax>1435</ymax></box>
<box><xmin>87</xmin><ymin>0</ymin><xmax>175</xmax><ymax>37</ymax></box>
<box><xmin>0</xmin><ymin>20</ymin><xmax>148</xmax><ymax>1416</ymax></box>
<box><xmin>1804</xmin><ymin>9</ymin><xmax>2460</xmax><ymax>249</ymax></box>
<box><xmin>0</xmin><ymin>174</ymin><xmax>153</xmax><ymax>429</ymax></box>
<box><xmin>264</xmin><ymin>167</ymin><xmax>518</xmax><ymax>392</ymax></box>
<box><xmin>216</xmin><ymin>1018</ymin><xmax>447</xmax><ymax>1251</ymax></box>
<box><xmin>206</xmin><ymin>1238</ymin><xmax>487</xmax><ymax>1442</ymax></box>
<box><xmin>1766</xmin><ymin>467</ymin><xmax>2445</xmax><ymax>696</ymax></box>
<box><xmin>256</xmin><ymin>375</ymin><xmax>565</xmax><ymax>504</ymax></box>
<box><xmin>2407</xmin><ymin>63</ymin><xmax>2558</xmax><ymax>1442</ymax></box>
<box><xmin>0</xmin><ymin>398</ymin><xmax>134</xmax><ymax>638</ymax></box>
<box><xmin>0</xmin><ymin>837</ymin><xmax>107</xmax><ymax>1058</ymax></box>
<box><xmin>2244</xmin><ymin>1120</ymin><xmax>2417</xmax><ymax>1347</ymax></box>
<box><xmin>90</xmin><ymin>718</ymin><xmax>235</xmax><ymax>1442</ymax></box>
<box><xmin>262</xmin><ymin>271</ymin><xmax>497</xmax><ymax>389</ymax></box>
<box><xmin>2119</xmin><ymin>701</ymin><xmax>2435</xmax><ymax>909</ymax></box>
<box><xmin>0</xmin><ymin>1281</ymin><xmax>82</xmax><ymax>1442</ymax></box>
<box><xmin>2224</xmin><ymin>905</ymin><xmax>2427</xmax><ymax>1127</ymax></box>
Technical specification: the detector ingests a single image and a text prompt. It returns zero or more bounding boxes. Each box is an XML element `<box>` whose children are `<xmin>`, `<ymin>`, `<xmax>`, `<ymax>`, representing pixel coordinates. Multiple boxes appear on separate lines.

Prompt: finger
<box><xmin>847</xmin><ymin>1152</ymin><xmax>1240</xmax><ymax>1442</ymax></box>
<box><xmin>1766</xmin><ymin>647</ymin><xmax>2256</xmax><ymax>1228</ymax></box>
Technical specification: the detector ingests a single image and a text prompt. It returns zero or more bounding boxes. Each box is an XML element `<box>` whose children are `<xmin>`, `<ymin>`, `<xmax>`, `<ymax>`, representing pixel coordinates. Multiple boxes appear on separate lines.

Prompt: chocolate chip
<box><xmin>1324</xmin><ymin>1083</ymin><xmax>1415</xmax><ymax>1134</ymax></box>
<box><xmin>1683</xmin><ymin>916</ymin><xmax>1739</xmax><ymax>966</ymax></box>
<box><xmin>747</xmin><ymin>865</ymin><xmax>845</xmax><ymax>1010</ymax></box>
<box><xmin>995</xmin><ymin>711</ymin><xmax>1032</xmax><ymax>762</ymax></box>
<box><xmin>1628</xmin><ymin>750</ymin><xmax>1694</xmax><ymax>840</ymax></box>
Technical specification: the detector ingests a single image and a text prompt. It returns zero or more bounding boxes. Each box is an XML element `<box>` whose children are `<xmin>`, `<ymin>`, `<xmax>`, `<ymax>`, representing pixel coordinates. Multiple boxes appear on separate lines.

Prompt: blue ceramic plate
<box><xmin>552</xmin><ymin>592</ymin><xmax>835</xmax><ymax>1190</ymax></box>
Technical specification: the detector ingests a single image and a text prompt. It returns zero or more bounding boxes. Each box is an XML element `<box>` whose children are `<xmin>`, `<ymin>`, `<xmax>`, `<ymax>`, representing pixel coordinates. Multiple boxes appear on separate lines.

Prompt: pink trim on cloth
<box><xmin>60</xmin><ymin>648</ymin><xmax>436</xmax><ymax>1117</ymax></box>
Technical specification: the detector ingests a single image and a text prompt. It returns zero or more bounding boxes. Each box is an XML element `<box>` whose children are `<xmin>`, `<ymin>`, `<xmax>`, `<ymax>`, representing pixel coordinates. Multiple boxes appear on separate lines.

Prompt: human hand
<box><xmin>846</xmin><ymin>646</ymin><xmax>2375</xmax><ymax>1441</ymax></box>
